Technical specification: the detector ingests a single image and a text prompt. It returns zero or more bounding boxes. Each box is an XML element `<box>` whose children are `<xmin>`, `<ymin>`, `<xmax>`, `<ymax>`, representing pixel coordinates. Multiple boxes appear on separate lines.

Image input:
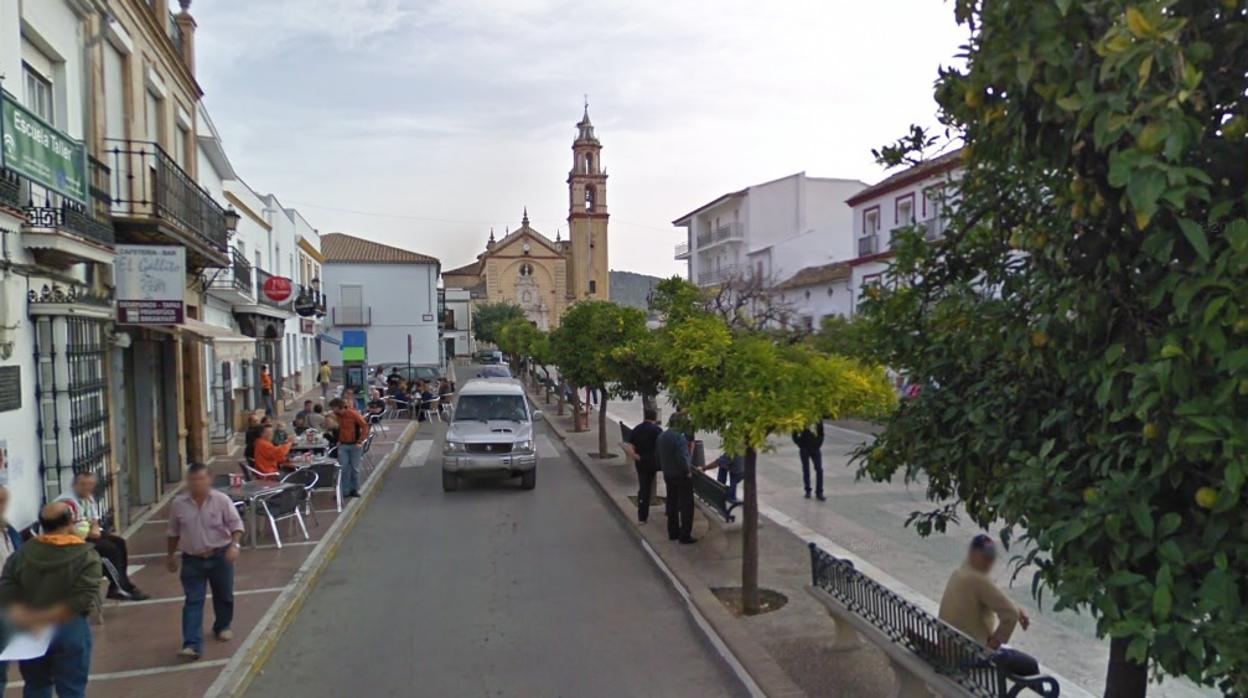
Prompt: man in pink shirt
<box><xmin>166</xmin><ymin>463</ymin><xmax>245</xmax><ymax>660</ymax></box>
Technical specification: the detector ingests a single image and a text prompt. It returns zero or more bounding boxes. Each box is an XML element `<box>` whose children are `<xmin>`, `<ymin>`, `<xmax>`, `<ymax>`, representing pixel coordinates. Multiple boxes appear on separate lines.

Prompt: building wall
<box><xmin>323</xmin><ymin>262</ymin><xmax>439</xmax><ymax>367</ymax></box>
<box><xmin>780</xmin><ymin>276</ymin><xmax>855</xmax><ymax>329</ymax></box>
<box><xmin>0</xmin><ymin>219</ymin><xmax>42</xmax><ymax>529</ymax></box>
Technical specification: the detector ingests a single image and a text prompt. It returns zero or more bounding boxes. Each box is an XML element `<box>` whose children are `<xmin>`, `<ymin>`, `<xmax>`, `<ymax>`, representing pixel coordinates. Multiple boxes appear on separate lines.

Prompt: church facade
<box><xmin>442</xmin><ymin>107</ymin><xmax>610</xmax><ymax>330</ymax></box>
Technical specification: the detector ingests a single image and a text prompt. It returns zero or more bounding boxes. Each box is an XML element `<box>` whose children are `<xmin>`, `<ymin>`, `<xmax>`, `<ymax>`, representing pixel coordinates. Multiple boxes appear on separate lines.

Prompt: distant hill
<box><xmin>610</xmin><ymin>270</ymin><xmax>664</xmax><ymax>312</ymax></box>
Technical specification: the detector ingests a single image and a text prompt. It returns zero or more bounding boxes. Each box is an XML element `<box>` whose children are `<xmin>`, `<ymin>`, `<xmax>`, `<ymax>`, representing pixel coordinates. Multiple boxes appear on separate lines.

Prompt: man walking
<box><xmin>58</xmin><ymin>472</ymin><xmax>149</xmax><ymax>600</ymax></box>
<box><xmin>0</xmin><ymin>501</ymin><xmax>102</xmax><ymax>697</ymax></box>
<box><xmin>318</xmin><ymin>360</ymin><xmax>332</xmax><ymax>400</ymax></box>
<box><xmin>792</xmin><ymin>421</ymin><xmax>826</xmax><ymax>500</ymax></box>
<box><xmin>330</xmin><ymin>397</ymin><xmax>370</xmax><ymax>498</ymax></box>
<box><xmin>656</xmin><ymin>415</ymin><xmax>696</xmax><ymax>544</ymax></box>
<box><xmin>166</xmin><ymin>464</ymin><xmax>245</xmax><ymax>660</ymax></box>
<box><xmin>260</xmin><ymin>365</ymin><xmax>275</xmax><ymax>415</ymax></box>
<box><xmin>623</xmin><ymin>409</ymin><xmax>663</xmax><ymax>524</ymax></box>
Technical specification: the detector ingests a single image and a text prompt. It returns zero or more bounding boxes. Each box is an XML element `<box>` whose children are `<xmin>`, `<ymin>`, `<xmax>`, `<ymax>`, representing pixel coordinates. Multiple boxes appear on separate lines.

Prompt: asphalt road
<box><xmin>245</xmin><ymin>380</ymin><xmax>747</xmax><ymax>697</ymax></box>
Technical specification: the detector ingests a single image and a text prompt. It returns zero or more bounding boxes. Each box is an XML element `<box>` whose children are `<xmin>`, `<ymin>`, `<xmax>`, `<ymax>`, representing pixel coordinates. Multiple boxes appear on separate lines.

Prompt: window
<box><xmin>23</xmin><ymin>63</ymin><xmax>53</xmax><ymax>121</ymax></box>
<box><xmin>145</xmin><ymin>90</ymin><xmax>163</xmax><ymax>145</ymax></box>
<box><xmin>588</xmin><ymin>280</ymin><xmax>597</xmax><ymax>294</ymax></box>
<box><xmin>254</xmin><ymin>248</ymin><xmax>262</xmax><ymax>272</ymax></box>
<box><xmin>895</xmin><ymin>195</ymin><xmax>915</xmax><ymax>226</ymax></box>
<box><xmin>923</xmin><ymin>187</ymin><xmax>942</xmax><ymax>220</ymax></box>
<box><xmin>863</xmin><ymin>208</ymin><xmax>880</xmax><ymax>235</ymax></box>
<box><xmin>174</xmin><ymin>124</ymin><xmax>189</xmax><ymax>169</ymax></box>
<box><xmin>584</xmin><ymin>185</ymin><xmax>596</xmax><ymax>212</ymax></box>
<box><xmin>274</xmin><ymin>245</ymin><xmax>281</xmax><ymax>275</ymax></box>
<box><xmin>584</xmin><ymin>153</ymin><xmax>593</xmax><ymax>173</ymax></box>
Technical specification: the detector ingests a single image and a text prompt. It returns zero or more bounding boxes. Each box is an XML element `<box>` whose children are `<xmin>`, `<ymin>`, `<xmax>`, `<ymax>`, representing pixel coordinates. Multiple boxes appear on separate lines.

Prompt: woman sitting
<box><xmin>252</xmin><ymin>425</ymin><xmax>293</xmax><ymax>479</ymax></box>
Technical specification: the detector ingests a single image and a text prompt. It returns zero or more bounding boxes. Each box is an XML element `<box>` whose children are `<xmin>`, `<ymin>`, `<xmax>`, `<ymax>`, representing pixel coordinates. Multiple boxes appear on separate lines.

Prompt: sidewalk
<box><xmin>531</xmin><ymin>384</ymin><xmax>898</xmax><ymax>698</ymax></box>
<box><xmin>3</xmin><ymin>415</ymin><xmax>420</xmax><ymax>697</ymax></box>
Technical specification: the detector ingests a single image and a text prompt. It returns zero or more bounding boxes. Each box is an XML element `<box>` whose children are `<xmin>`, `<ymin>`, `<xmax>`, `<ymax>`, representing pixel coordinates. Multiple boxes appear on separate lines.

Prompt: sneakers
<box><xmin>178</xmin><ymin>646</ymin><xmax>201</xmax><ymax>660</ymax></box>
<box><xmin>215</xmin><ymin>629</ymin><xmax>234</xmax><ymax>642</ymax></box>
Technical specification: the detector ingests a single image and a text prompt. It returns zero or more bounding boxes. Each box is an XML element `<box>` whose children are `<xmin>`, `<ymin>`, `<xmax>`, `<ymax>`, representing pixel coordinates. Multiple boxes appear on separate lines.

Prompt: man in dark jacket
<box><xmin>0</xmin><ymin>501</ymin><xmax>103</xmax><ymax>697</ymax></box>
<box><xmin>657</xmin><ymin>416</ymin><xmax>696</xmax><ymax>544</ymax></box>
<box><xmin>624</xmin><ymin>409</ymin><xmax>664</xmax><ymax>524</ymax></box>
<box><xmin>793</xmin><ymin>421</ymin><xmax>826</xmax><ymax>500</ymax></box>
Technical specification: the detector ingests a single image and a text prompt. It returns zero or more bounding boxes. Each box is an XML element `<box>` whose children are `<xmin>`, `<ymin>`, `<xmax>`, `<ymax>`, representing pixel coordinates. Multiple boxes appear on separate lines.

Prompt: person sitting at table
<box><xmin>305</xmin><ymin>403</ymin><xmax>327</xmax><ymax>431</ymax></box>
<box><xmin>252</xmin><ymin>425</ymin><xmax>292</xmax><ymax>479</ymax></box>
<box><xmin>243</xmin><ymin>412</ymin><xmax>264</xmax><ymax>461</ymax></box>
<box><xmin>293</xmin><ymin>400</ymin><xmax>315</xmax><ymax>435</ymax></box>
<box><xmin>388</xmin><ymin>381</ymin><xmax>410</xmax><ymax>403</ymax></box>
<box><xmin>416</xmin><ymin>382</ymin><xmax>438</xmax><ymax>422</ymax></box>
<box><xmin>438</xmin><ymin>378</ymin><xmax>453</xmax><ymax>398</ymax></box>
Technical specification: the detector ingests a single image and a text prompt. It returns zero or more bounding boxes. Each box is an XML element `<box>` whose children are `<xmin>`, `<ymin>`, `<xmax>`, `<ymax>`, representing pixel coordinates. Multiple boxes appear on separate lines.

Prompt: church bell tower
<box><xmin>567</xmin><ymin>102</ymin><xmax>609</xmax><ymax>301</ymax></box>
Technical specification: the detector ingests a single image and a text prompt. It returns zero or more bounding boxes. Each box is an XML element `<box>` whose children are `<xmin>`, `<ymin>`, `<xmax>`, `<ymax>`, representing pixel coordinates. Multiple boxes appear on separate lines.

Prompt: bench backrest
<box><xmin>809</xmin><ymin>543</ymin><xmax>1059</xmax><ymax>698</ymax></box>
<box><xmin>691</xmin><ymin>469</ymin><xmax>738</xmax><ymax>523</ymax></box>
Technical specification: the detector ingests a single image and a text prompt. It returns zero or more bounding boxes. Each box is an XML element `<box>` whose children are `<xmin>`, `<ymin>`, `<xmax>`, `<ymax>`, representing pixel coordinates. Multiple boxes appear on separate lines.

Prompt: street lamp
<box><xmin>224</xmin><ymin>206</ymin><xmax>241</xmax><ymax>237</ymax></box>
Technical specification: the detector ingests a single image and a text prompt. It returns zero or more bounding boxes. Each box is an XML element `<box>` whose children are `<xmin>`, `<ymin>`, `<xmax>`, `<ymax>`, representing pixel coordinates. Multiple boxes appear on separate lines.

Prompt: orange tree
<box><xmin>659</xmin><ymin>279</ymin><xmax>894</xmax><ymax>613</ymax></box>
<box><xmin>857</xmin><ymin>1</ymin><xmax>1248</xmax><ymax>695</ymax></box>
<box><xmin>550</xmin><ymin>301</ymin><xmax>648</xmax><ymax>456</ymax></box>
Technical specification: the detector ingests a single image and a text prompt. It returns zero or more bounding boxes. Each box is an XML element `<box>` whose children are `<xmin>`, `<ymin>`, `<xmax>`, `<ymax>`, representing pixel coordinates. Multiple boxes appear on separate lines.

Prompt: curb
<box><xmin>205</xmin><ymin>421</ymin><xmax>422</xmax><ymax>698</ymax></box>
<box><xmin>532</xmin><ymin>388</ymin><xmax>802</xmax><ymax>698</ymax></box>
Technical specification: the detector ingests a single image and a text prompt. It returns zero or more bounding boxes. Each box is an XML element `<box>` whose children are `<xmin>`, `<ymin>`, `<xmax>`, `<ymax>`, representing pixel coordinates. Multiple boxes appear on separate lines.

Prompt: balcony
<box><xmin>696</xmin><ymin>263</ymin><xmax>743</xmax><ymax>286</ymax></box>
<box><xmin>103</xmin><ymin>139</ymin><xmax>229</xmax><ymax>268</ymax></box>
<box><xmin>695</xmin><ymin>222</ymin><xmax>744</xmax><ymax>249</ymax></box>
<box><xmin>857</xmin><ymin>233</ymin><xmax>879</xmax><ymax>257</ymax></box>
<box><xmin>332</xmin><ymin>306</ymin><xmax>372</xmax><ymax>327</ymax></box>
<box><xmin>19</xmin><ymin>157</ymin><xmax>116</xmax><ymax>266</ymax></box>
<box><xmin>0</xmin><ymin>169</ymin><xmax>22</xmax><ymax>211</ymax></box>
<box><xmin>292</xmin><ymin>285</ymin><xmax>327</xmax><ymax>318</ymax></box>
<box><xmin>208</xmin><ymin>248</ymin><xmax>254</xmax><ymax>305</ymax></box>
<box><xmin>922</xmin><ymin>217</ymin><xmax>945</xmax><ymax>241</ymax></box>
<box><xmin>674</xmin><ymin>240</ymin><xmax>690</xmax><ymax>259</ymax></box>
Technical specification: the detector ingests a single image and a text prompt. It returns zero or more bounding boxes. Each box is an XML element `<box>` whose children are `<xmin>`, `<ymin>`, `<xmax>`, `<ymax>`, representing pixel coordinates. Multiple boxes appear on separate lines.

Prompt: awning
<box><xmin>318</xmin><ymin>332</ymin><xmax>341</xmax><ymax>346</ymax></box>
<box><xmin>180</xmin><ymin>318</ymin><xmax>257</xmax><ymax>362</ymax></box>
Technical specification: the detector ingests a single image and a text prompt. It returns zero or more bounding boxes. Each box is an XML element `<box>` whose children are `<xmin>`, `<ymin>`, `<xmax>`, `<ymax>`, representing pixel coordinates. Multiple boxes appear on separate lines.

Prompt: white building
<box><xmin>773</xmin><ymin>262</ymin><xmax>855</xmax><ymax>329</ymax></box>
<box><xmin>845</xmin><ymin>150</ymin><xmax>963</xmax><ymax>312</ymax></box>
<box><xmin>439</xmin><ymin>287</ymin><xmax>473</xmax><ymax>359</ymax></box>
<box><xmin>321</xmin><ymin>233</ymin><xmax>440</xmax><ymax>368</ymax></box>
<box><xmin>0</xmin><ymin>0</ymin><xmax>122</xmax><ymax>527</ymax></box>
<box><xmin>672</xmin><ymin>173</ymin><xmax>866</xmax><ymax>287</ymax></box>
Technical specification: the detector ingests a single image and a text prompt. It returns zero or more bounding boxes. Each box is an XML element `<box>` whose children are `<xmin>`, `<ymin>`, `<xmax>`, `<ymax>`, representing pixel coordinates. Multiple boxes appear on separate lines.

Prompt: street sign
<box><xmin>262</xmin><ymin>275</ymin><xmax>293</xmax><ymax>303</ymax></box>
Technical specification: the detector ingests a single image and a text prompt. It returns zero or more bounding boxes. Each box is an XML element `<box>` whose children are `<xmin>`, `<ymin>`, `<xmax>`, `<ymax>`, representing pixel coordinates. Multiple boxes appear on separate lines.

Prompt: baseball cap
<box><xmin>970</xmin><ymin>534</ymin><xmax>998</xmax><ymax>557</ymax></box>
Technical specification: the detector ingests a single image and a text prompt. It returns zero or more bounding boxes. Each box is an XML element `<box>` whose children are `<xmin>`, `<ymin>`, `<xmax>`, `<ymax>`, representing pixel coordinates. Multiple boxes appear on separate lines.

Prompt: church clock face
<box><xmin>522</xmin><ymin>243</ymin><xmax>531</xmax><ymax>254</ymax></box>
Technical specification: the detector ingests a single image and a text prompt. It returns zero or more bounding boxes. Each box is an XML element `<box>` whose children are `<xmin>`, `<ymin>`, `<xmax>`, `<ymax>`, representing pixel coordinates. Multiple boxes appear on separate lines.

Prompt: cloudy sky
<box><xmin>191</xmin><ymin>0</ymin><xmax>967</xmax><ymax>278</ymax></box>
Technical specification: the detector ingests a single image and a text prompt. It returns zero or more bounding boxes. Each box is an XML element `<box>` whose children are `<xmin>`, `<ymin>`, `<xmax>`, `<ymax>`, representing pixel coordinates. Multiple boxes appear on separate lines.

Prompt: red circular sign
<box><xmin>262</xmin><ymin>276</ymin><xmax>293</xmax><ymax>303</ymax></box>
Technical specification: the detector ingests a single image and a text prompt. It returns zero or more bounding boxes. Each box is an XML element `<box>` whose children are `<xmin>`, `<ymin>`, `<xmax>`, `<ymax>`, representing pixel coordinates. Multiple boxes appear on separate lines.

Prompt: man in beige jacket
<box><xmin>939</xmin><ymin>534</ymin><xmax>1039</xmax><ymax>675</ymax></box>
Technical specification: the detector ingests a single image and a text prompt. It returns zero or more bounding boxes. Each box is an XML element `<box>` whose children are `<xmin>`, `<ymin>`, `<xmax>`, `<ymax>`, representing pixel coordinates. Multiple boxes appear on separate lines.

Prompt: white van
<box><xmin>442</xmin><ymin>379</ymin><xmax>539</xmax><ymax>491</ymax></box>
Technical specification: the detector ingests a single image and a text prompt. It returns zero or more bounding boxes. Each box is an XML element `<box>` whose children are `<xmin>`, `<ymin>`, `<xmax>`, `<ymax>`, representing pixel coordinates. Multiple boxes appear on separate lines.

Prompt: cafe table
<box><xmin>214</xmin><ymin>480</ymin><xmax>300</xmax><ymax>548</ymax></box>
<box><xmin>288</xmin><ymin>437</ymin><xmax>331</xmax><ymax>456</ymax></box>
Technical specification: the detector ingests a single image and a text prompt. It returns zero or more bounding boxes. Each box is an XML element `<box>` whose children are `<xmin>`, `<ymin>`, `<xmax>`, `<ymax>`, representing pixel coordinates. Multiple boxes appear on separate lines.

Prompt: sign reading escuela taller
<box><xmin>115</xmin><ymin>246</ymin><xmax>186</xmax><ymax>324</ymax></box>
<box><xmin>0</xmin><ymin>91</ymin><xmax>87</xmax><ymax>204</ymax></box>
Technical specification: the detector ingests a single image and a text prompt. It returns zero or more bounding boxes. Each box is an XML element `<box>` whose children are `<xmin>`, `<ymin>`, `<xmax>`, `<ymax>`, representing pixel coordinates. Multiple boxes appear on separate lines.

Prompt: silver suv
<box><xmin>442</xmin><ymin>379</ymin><xmax>539</xmax><ymax>491</ymax></box>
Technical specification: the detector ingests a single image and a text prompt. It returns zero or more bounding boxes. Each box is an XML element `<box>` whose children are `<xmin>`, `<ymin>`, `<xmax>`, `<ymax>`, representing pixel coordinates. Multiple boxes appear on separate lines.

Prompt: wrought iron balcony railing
<box><xmin>674</xmin><ymin>240</ymin><xmax>690</xmax><ymax>258</ymax></box>
<box><xmin>209</xmin><ymin>248</ymin><xmax>253</xmax><ymax>294</ymax></box>
<box><xmin>695</xmin><ymin>222</ymin><xmax>744</xmax><ymax>248</ymax></box>
<box><xmin>0</xmin><ymin>168</ymin><xmax>24</xmax><ymax>211</ymax></box>
<box><xmin>103</xmin><ymin>139</ymin><xmax>228</xmax><ymax>258</ymax></box>
<box><xmin>857</xmin><ymin>233</ymin><xmax>879</xmax><ymax>256</ymax></box>
<box><xmin>19</xmin><ymin>157</ymin><xmax>115</xmax><ymax>247</ymax></box>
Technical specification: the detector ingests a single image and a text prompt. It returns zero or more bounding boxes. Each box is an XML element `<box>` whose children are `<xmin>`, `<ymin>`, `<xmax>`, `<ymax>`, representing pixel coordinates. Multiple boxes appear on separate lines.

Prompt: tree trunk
<box><xmin>571</xmin><ymin>387</ymin><xmax>586</xmax><ymax>432</ymax></box>
<box><xmin>598</xmin><ymin>389</ymin><xmax>609</xmax><ymax>456</ymax></box>
<box><xmin>557</xmin><ymin>380</ymin><xmax>566</xmax><ymax>416</ymax></box>
<box><xmin>642</xmin><ymin>393</ymin><xmax>657</xmax><ymax>421</ymax></box>
<box><xmin>742</xmin><ymin>447</ymin><xmax>760</xmax><ymax>615</ymax></box>
<box><xmin>1105</xmin><ymin>637</ymin><xmax>1148</xmax><ymax>698</ymax></box>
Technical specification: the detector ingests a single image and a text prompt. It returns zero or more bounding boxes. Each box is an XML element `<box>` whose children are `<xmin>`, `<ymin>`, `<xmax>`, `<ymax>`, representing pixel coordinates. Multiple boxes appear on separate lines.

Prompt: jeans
<box><xmin>716</xmin><ymin>465</ymin><xmax>742</xmax><ymax>501</ymax></box>
<box><xmin>634</xmin><ymin>463</ymin><xmax>657</xmax><ymax>522</ymax></box>
<box><xmin>180</xmin><ymin>552</ymin><xmax>235</xmax><ymax>653</ymax></box>
<box><xmin>799</xmin><ymin>448</ymin><xmax>824</xmax><ymax>496</ymax></box>
<box><xmin>991</xmin><ymin>646</ymin><xmax>1040</xmax><ymax>676</ymax></box>
<box><xmin>263</xmin><ymin>390</ymin><xmax>276</xmax><ymax>416</ymax></box>
<box><xmin>320</xmin><ymin>381</ymin><xmax>330</xmax><ymax>399</ymax></box>
<box><xmin>663</xmin><ymin>473</ymin><xmax>695</xmax><ymax>541</ymax></box>
<box><xmin>19</xmin><ymin>615</ymin><xmax>91</xmax><ymax>698</ymax></box>
<box><xmin>338</xmin><ymin>443</ymin><xmax>363</xmax><ymax>495</ymax></box>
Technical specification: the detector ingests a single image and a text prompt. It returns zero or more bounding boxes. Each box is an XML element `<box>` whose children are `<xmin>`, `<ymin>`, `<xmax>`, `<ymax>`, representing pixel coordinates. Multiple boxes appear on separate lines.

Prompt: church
<box><xmin>442</xmin><ymin>107</ymin><xmax>610</xmax><ymax>330</ymax></box>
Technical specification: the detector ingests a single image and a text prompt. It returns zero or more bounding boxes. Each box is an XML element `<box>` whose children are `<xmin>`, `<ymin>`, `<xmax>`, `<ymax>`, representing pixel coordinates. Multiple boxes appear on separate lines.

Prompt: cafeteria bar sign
<box><xmin>0</xmin><ymin>91</ymin><xmax>87</xmax><ymax>204</ymax></box>
<box><xmin>115</xmin><ymin>245</ymin><xmax>186</xmax><ymax>324</ymax></box>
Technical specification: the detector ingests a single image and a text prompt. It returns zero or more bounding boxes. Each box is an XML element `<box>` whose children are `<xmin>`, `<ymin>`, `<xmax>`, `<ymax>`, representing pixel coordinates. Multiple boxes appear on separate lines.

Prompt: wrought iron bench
<box><xmin>691</xmin><ymin>469</ymin><xmax>741</xmax><ymax>524</ymax></box>
<box><xmin>807</xmin><ymin>543</ymin><xmax>1061</xmax><ymax>698</ymax></box>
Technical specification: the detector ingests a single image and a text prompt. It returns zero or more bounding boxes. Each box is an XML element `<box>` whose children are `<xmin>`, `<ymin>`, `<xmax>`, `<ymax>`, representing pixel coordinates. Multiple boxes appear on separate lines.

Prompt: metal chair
<box><xmin>361</xmin><ymin>431</ymin><xmax>377</xmax><ymax>471</ymax></box>
<box><xmin>241</xmin><ymin>459</ymin><xmax>276</xmax><ymax>481</ymax></box>
<box><xmin>281</xmin><ymin>468</ymin><xmax>321</xmax><ymax>527</ymax></box>
<box><xmin>422</xmin><ymin>398</ymin><xmax>442</xmax><ymax>423</ymax></box>
<box><xmin>305</xmin><ymin>460</ymin><xmax>343</xmax><ymax>513</ymax></box>
<box><xmin>367</xmin><ymin>411</ymin><xmax>389</xmax><ymax>437</ymax></box>
<box><xmin>390</xmin><ymin>399</ymin><xmax>414</xmax><ymax>420</ymax></box>
<box><xmin>256</xmin><ymin>488</ymin><xmax>308</xmax><ymax>549</ymax></box>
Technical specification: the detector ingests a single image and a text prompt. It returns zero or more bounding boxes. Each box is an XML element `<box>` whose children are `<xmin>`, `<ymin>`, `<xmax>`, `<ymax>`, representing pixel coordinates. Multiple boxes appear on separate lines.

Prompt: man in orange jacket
<box><xmin>252</xmin><ymin>425</ymin><xmax>292</xmax><ymax>478</ymax></box>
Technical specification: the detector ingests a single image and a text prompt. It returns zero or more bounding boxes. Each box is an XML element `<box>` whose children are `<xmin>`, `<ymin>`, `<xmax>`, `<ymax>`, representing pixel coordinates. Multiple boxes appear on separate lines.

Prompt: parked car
<box><xmin>382</xmin><ymin>365</ymin><xmax>443</xmax><ymax>384</ymax></box>
<box><xmin>442</xmin><ymin>379</ymin><xmax>540</xmax><ymax>491</ymax></box>
<box><xmin>475</xmin><ymin>365</ymin><xmax>512</xmax><ymax>379</ymax></box>
<box><xmin>475</xmin><ymin>350</ymin><xmax>504</xmax><ymax>365</ymax></box>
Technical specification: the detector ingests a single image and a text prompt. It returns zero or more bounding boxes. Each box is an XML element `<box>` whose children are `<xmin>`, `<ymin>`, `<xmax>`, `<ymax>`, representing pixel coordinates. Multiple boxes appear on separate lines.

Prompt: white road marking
<box><xmin>126</xmin><ymin>564</ymin><xmax>144</xmax><ymax>577</ymax></box>
<box><xmin>110</xmin><ymin>586</ymin><xmax>287</xmax><ymax>608</ymax></box>
<box><xmin>400</xmin><ymin>440</ymin><xmax>434</xmax><ymax>468</ymax></box>
<box><xmin>537</xmin><ymin>435</ymin><xmax>559</xmax><ymax>459</ymax></box>
<box><xmin>6</xmin><ymin>659</ymin><xmax>230</xmax><ymax>688</ymax></box>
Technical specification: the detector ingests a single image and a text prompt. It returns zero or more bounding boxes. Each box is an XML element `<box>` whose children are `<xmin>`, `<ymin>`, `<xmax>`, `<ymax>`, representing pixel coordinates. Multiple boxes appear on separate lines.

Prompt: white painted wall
<box><xmin>1</xmin><ymin>0</ymin><xmax>88</xmax><ymax>139</ymax></box>
<box><xmin>322</xmin><ymin>262</ymin><xmax>440</xmax><ymax>367</ymax></box>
